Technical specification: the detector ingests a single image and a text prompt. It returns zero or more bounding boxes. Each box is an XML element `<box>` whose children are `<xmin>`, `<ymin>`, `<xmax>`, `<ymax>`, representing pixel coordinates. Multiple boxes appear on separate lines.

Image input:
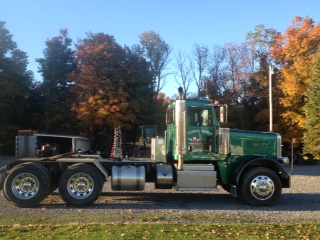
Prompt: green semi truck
<box><xmin>0</xmin><ymin>88</ymin><xmax>290</xmax><ymax>208</ymax></box>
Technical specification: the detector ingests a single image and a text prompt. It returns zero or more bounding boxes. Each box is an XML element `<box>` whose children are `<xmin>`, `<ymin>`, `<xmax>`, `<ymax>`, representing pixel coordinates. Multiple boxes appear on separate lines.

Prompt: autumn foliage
<box><xmin>69</xmin><ymin>33</ymin><xmax>154</xmax><ymax>149</ymax></box>
<box><xmin>1</xmin><ymin>16</ymin><xmax>320</xmax><ymax>157</ymax></box>
<box><xmin>304</xmin><ymin>48</ymin><xmax>320</xmax><ymax>159</ymax></box>
<box><xmin>71</xmin><ymin>34</ymin><xmax>133</xmax><ymax>127</ymax></box>
<box><xmin>271</xmin><ymin>16</ymin><xmax>320</xmax><ymax>146</ymax></box>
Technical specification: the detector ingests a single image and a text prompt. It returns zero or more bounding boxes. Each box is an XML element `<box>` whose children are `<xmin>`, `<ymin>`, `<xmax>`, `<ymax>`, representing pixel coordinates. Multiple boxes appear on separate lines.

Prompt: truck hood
<box><xmin>229</xmin><ymin>129</ymin><xmax>280</xmax><ymax>158</ymax></box>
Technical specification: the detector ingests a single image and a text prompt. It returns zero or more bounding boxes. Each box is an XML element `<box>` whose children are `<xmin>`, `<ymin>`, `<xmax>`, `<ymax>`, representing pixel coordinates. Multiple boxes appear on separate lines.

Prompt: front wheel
<box><xmin>240</xmin><ymin>167</ymin><xmax>282</xmax><ymax>206</ymax></box>
<box><xmin>58</xmin><ymin>164</ymin><xmax>103</xmax><ymax>207</ymax></box>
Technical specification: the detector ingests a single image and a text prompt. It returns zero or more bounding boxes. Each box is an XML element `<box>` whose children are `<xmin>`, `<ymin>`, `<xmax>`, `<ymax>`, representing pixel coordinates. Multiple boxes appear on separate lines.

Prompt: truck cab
<box><xmin>163</xmin><ymin>89</ymin><xmax>290</xmax><ymax>205</ymax></box>
<box><xmin>166</xmin><ymin>98</ymin><xmax>223</xmax><ymax>163</ymax></box>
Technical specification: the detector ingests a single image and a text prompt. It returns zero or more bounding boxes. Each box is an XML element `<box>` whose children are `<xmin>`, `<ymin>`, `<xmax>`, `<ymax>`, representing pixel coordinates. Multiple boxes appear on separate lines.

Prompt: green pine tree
<box><xmin>36</xmin><ymin>29</ymin><xmax>77</xmax><ymax>134</ymax></box>
<box><xmin>303</xmin><ymin>47</ymin><xmax>320</xmax><ymax>159</ymax></box>
<box><xmin>0</xmin><ymin>22</ymin><xmax>33</xmax><ymax>155</ymax></box>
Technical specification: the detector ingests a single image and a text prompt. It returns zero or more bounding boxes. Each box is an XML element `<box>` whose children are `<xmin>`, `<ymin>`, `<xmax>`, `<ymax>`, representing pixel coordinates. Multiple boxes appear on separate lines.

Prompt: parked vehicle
<box><xmin>0</xmin><ymin>88</ymin><xmax>290</xmax><ymax>208</ymax></box>
<box><xmin>16</xmin><ymin>130</ymin><xmax>91</xmax><ymax>157</ymax></box>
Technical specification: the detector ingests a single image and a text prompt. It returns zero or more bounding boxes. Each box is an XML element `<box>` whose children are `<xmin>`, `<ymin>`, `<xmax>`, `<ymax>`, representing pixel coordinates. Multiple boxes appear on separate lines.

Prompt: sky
<box><xmin>2</xmin><ymin>0</ymin><xmax>320</xmax><ymax>97</ymax></box>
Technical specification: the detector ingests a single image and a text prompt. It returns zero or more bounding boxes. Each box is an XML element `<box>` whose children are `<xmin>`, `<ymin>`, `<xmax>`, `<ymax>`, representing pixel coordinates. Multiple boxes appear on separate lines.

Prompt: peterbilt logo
<box><xmin>189</xmin><ymin>136</ymin><xmax>201</xmax><ymax>142</ymax></box>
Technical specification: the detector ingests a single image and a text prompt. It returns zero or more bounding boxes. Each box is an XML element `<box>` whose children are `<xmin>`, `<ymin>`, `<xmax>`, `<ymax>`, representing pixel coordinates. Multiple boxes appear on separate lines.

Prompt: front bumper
<box><xmin>278</xmin><ymin>157</ymin><xmax>289</xmax><ymax>165</ymax></box>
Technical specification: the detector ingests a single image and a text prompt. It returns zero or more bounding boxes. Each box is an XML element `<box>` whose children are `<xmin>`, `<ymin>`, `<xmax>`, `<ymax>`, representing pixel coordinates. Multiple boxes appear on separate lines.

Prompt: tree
<box><xmin>222</xmin><ymin>42</ymin><xmax>254</xmax><ymax>130</ymax></box>
<box><xmin>25</xmin><ymin>80</ymin><xmax>46</xmax><ymax>131</ymax></box>
<box><xmin>121</xmin><ymin>45</ymin><xmax>154</xmax><ymax>135</ymax></box>
<box><xmin>245</xmin><ymin>25</ymin><xmax>284</xmax><ymax>133</ymax></box>
<box><xmin>149</xmin><ymin>92</ymin><xmax>172</xmax><ymax>135</ymax></box>
<box><xmin>174</xmin><ymin>51</ymin><xmax>192</xmax><ymax>97</ymax></box>
<box><xmin>206</xmin><ymin>45</ymin><xmax>226</xmax><ymax>101</ymax></box>
<box><xmin>71</xmin><ymin>33</ymin><xmax>153</xmax><ymax>151</ymax></box>
<box><xmin>36</xmin><ymin>29</ymin><xmax>77</xmax><ymax>134</ymax></box>
<box><xmin>246</xmin><ymin>24</ymin><xmax>279</xmax><ymax>93</ymax></box>
<box><xmin>190</xmin><ymin>43</ymin><xmax>209</xmax><ymax>97</ymax></box>
<box><xmin>0</xmin><ymin>22</ymin><xmax>33</xmax><ymax>155</ymax></box>
<box><xmin>246</xmin><ymin>25</ymin><xmax>279</xmax><ymax>67</ymax></box>
<box><xmin>139</xmin><ymin>31</ymin><xmax>171</xmax><ymax>99</ymax></box>
<box><xmin>206</xmin><ymin>42</ymin><xmax>270</xmax><ymax>131</ymax></box>
<box><xmin>303</xmin><ymin>47</ymin><xmax>320</xmax><ymax>159</ymax></box>
<box><xmin>270</xmin><ymin>16</ymin><xmax>320</xmax><ymax>146</ymax></box>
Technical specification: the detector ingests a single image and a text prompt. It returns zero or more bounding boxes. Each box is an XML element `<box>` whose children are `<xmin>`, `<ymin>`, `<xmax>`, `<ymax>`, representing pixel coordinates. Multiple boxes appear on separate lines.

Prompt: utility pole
<box><xmin>269</xmin><ymin>65</ymin><xmax>274</xmax><ymax>132</ymax></box>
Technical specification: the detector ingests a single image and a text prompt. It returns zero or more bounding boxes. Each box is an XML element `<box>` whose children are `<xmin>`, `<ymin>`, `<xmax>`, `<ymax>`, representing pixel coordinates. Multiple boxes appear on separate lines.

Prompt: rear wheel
<box><xmin>240</xmin><ymin>167</ymin><xmax>282</xmax><ymax>206</ymax></box>
<box><xmin>58</xmin><ymin>164</ymin><xmax>103</xmax><ymax>207</ymax></box>
<box><xmin>4</xmin><ymin>163</ymin><xmax>51</xmax><ymax>207</ymax></box>
<box><xmin>35</xmin><ymin>163</ymin><xmax>54</xmax><ymax>193</ymax></box>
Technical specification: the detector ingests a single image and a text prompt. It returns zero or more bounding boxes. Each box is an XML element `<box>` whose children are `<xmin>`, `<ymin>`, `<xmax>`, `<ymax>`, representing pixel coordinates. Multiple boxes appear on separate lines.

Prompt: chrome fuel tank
<box><xmin>155</xmin><ymin>164</ymin><xmax>173</xmax><ymax>189</ymax></box>
<box><xmin>111</xmin><ymin>165</ymin><xmax>145</xmax><ymax>191</ymax></box>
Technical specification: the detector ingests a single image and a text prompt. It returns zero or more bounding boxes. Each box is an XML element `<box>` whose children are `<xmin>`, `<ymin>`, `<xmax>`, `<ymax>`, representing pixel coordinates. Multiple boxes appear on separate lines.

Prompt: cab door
<box><xmin>185</xmin><ymin>106</ymin><xmax>217</xmax><ymax>161</ymax></box>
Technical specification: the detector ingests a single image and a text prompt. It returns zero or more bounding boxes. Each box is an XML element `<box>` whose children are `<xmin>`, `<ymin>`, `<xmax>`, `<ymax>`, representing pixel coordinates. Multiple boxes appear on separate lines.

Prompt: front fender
<box><xmin>235</xmin><ymin>158</ymin><xmax>291</xmax><ymax>188</ymax></box>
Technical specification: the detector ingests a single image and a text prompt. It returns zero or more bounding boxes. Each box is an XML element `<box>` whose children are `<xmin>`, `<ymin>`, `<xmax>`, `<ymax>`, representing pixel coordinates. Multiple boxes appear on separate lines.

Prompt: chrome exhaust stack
<box><xmin>176</xmin><ymin>87</ymin><xmax>186</xmax><ymax>170</ymax></box>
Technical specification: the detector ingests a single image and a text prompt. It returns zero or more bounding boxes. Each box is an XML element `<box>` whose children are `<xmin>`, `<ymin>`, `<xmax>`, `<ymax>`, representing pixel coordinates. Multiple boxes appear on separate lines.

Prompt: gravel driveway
<box><xmin>0</xmin><ymin>159</ymin><xmax>319</xmax><ymax>224</ymax></box>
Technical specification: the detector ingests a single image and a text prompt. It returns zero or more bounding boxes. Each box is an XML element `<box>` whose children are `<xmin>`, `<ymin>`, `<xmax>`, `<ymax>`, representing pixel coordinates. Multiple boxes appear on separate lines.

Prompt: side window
<box><xmin>188</xmin><ymin>107</ymin><xmax>200</xmax><ymax>126</ymax></box>
<box><xmin>166</xmin><ymin>109</ymin><xmax>174</xmax><ymax>124</ymax></box>
<box><xmin>187</xmin><ymin>108</ymin><xmax>212</xmax><ymax>126</ymax></box>
<box><xmin>202</xmin><ymin>109</ymin><xmax>212</xmax><ymax>126</ymax></box>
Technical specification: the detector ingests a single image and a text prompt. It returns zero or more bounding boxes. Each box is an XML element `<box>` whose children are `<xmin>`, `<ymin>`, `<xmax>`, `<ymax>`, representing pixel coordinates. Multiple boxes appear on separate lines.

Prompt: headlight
<box><xmin>276</xmin><ymin>134</ymin><xmax>282</xmax><ymax>158</ymax></box>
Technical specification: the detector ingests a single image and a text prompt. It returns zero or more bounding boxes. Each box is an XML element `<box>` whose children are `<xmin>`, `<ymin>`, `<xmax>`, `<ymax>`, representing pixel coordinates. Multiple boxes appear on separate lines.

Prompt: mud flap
<box><xmin>230</xmin><ymin>185</ymin><xmax>237</xmax><ymax>197</ymax></box>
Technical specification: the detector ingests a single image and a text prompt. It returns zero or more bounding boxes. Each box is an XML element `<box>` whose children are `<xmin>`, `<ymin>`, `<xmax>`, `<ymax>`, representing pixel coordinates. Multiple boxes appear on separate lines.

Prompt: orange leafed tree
<box><xmin>70</xmin><ymin>33</ymin><xmax>154</xmax><ymax>151</ymax></box>
<box><xmin>70</xmin><ymin>33</ymin><xmax>136</xmax><ymax>149</ymax></box>
<box><xmin>270</xmin><ymin>16</ymin><xmax>320</xmax><ymax>146</ymax></box>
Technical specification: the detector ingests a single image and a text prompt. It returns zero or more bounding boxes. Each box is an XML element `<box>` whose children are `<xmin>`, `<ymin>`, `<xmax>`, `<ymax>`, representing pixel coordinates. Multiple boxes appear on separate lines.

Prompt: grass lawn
<box><xmin>0</xmin><ymin>216</ymin><xmax>319</xmax><ymax>239</ymax></box>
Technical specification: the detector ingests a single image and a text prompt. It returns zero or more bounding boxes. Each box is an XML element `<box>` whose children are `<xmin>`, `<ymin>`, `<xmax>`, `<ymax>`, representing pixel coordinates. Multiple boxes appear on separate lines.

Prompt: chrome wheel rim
<box><xmin>12</xmin><ymin>173</ymin><xmax>39</xmax><ymax>199</ymax></box>
<box><xmin>250</xmin><ymin>175</ymin><xmax>274</xmax><ymax>200</ymax></box>
<box><xmin>67</xmin><ymin>173</ymin><xmax>94</xmax><ymax>199</ymax></box>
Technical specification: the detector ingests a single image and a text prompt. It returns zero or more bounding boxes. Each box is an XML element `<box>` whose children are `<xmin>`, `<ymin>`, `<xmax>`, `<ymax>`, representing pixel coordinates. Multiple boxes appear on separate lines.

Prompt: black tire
<box><xmin>6</xmin><ymin>163</ymin><xmax>54</xmax><ymax>199</ymax></box>
<box><xmin>240</xmin><ymin>167</ymin><xmax>282</xmax><ymax>206</ymax></box>
<box><xmin>34</xmin><ymin>163</ymin><xmax>54</xmax><ymax>193</ymax></box>
<box><xmin>58</xmin><ymin>164</ymin><xmax>103</xmax><ymax>207</ymax></box>
<box><xmin>2</xmin><ymin>176</ymin><xmax>11</xmax><ymax>201</ymax></box>
<box><xmin>3</xmin><ymin>163</ymin><xmax>51</xmax><ymax>208</ymax></box>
